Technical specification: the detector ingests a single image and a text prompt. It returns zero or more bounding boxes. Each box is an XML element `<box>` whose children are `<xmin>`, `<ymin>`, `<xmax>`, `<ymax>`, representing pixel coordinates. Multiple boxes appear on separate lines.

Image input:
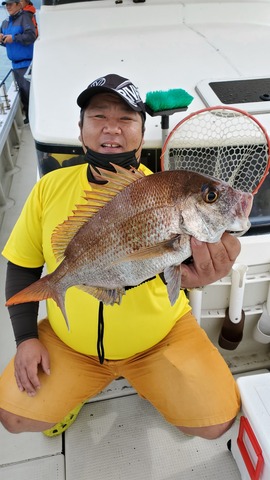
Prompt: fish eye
<box><xmin>202</xmin><ymin>185</ymin><xmax>219</xmax><ymax>203</ymax></box>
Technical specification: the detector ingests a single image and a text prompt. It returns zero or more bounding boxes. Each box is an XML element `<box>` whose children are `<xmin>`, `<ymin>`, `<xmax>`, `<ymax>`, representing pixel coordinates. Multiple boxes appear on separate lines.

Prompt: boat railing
<box><xmin>0</xmin><ymin>69</ymin><xmax>24</xmax><ymax>229</ymax></box>
<box><xmin>0</xmin><ymin>69</ymin><xmax>13</xmax><ymax>118</ymax></box>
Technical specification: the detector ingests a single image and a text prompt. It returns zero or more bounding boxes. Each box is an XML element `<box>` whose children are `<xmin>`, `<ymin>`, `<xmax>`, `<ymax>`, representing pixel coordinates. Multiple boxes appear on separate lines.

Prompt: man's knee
<box><xmin>0</xmin><ymin>408</ymin><xmax>23</xmax><ymax>434</ymax></box>
<box><xmin>177</xmin><ymin>417</ymin><xmax>236</xmax><ymax>440</ymax></box>
<box><xmin>0</xmin><ymin>407</ymin><xmax>56</xmax><ymax>434</ymax></box>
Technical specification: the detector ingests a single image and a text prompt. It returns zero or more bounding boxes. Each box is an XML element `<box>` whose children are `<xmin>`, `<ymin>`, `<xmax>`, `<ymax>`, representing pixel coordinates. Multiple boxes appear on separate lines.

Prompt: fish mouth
<box><xmin>226</xmin><ymin>219</ymin><xmax>251</xmax><ymax>237</ymax></box>
<box><xmin>226</xmin><ymin>192</ymin><xmax>253</xmax><ymax>237</ymax></box>
<box><xmin>240</xmin><ymin>192</ymin><xmax>253</xmax><ymax>218</ymax></box>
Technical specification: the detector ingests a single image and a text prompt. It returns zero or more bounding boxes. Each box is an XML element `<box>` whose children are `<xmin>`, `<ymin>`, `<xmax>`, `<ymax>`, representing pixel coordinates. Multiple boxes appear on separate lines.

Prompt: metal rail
<box><xmin>0</xmin><ymin>71</ymin><xmax>23</xmax><ymax>228</ymax></box>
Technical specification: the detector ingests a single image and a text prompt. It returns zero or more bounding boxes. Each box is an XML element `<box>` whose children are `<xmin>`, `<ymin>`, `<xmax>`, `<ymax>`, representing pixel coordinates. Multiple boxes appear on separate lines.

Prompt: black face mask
<box><xmin>85</xmin><ymin>147</ymin><xmax>140</xmax><ymax>182</ymax></box>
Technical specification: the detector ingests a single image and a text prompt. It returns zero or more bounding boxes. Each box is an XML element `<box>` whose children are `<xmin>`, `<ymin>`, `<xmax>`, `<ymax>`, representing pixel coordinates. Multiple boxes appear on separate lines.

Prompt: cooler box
<box><xmin>230</xmin><ymin>372</ymin><xmax>270</xmax><ymax>480</ymax></box>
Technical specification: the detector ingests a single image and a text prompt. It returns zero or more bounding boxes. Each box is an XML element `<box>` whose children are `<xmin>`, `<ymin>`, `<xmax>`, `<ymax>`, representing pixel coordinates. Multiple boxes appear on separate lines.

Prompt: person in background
<box><xmin>20</xmin><ymin>0</ymin><xmax>38</xmax><ymax>37</ymax></box>
<box><xmin>0</xmin><ymin>74</ymin><xmax>241</xmax><ymax>441</ymax></box>
<box><xmin>0</xmin><ymin>0</ymin><xmax>36</xmax><ymax>124</ymax></box>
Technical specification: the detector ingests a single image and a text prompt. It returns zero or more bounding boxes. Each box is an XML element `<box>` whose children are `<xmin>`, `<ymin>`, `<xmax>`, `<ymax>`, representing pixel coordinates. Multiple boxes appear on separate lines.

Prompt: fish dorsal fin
<box><xmin>51</xmin><ymin>164</ymin><xmax>145</xmax><ymax>263</ymax></box>
<box><xmin>51</xmin><ymin>215</ymin><xmax>90</xmax><ymax>263</ymax></box>
<box><xmin>89</xmin><ymin>163</ymin><xmax>145</xmax><ymax>188</ymax></box>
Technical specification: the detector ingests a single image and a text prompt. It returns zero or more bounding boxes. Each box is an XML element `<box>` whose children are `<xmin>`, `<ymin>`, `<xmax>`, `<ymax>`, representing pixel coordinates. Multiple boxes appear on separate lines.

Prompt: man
<box><xmin>0</xmin><ymin>74</ymin><xmax>241</xmax><ymax>440</ymax></box>
<box><xmin>0</xmin><ymin>0</ymin><xmax>36</xmax><ymax>124</ymax></box>
<box><xmin>20</xmin><ymin>0</ymin><xmax>38</xmax><ymax>37</ymax></box>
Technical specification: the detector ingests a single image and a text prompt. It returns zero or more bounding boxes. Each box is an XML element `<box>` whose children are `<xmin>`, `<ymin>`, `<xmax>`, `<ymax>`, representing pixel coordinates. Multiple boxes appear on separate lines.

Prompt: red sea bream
<box><xmin>6</xmin><ymin>165</ymin><xmax>253</xmax><ymax>329</ymax></box>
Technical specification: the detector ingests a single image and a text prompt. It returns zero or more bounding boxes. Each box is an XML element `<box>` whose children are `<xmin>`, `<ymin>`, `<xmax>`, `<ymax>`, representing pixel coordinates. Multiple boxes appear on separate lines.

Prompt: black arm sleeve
<box><xmin>5</xmin><ymin>261</ymin><xmax>43</xmax><ymax>346</ymax></box>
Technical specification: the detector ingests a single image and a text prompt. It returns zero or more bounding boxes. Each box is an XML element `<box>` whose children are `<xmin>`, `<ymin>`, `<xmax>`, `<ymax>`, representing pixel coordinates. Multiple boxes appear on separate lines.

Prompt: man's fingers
<box><xmin>14</xmin><ymin>370</ymin><xmax>24</xmax><ymax>392</ymax></box>
<box><xmin>218</xmin><ymin>232</ymin><xmax>241</xmax><ymax>261</ymax></box>
<box><xmin>190</xmin><ymin>238</ymin><xmax>214</xmax><ymax>272</ymax></box>
<box><xmin>205</xmin><ymin>236</ymin><xmax>241</xmax><ymax>271</ymax></box>
<box><xmin>14</xmin><ymin>339</ymin><xmax>51</xmax><ymax>396</ymax></box>
<box><xmin>181</xmin><ymin>234</ymin><xmax>241</xmax><ymax>289</ymax></box>
<box><xmin>41</xmin><ymin>355</ymin><xmax>51</xmax><ymax>376</ymax></box>
<box><xmin>14</xmin><ymin>354</ymin><xmax>41</xmax><ymax>396</ymax></box>
<box><xmin>14</xmin><ymin>366</ymin><xmax>40</xmax><ymax>396</ymax></box>
<box><xmin>191</xmin><ymin>234</ymin><xmax>241</xmax><ymax>268</ymax></box>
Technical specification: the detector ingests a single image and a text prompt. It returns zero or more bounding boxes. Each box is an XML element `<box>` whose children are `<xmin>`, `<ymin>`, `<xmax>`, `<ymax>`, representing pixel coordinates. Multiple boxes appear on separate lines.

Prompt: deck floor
<box><xmin>0</xmin><ymin>123</ymin><xmax>251</xmax><ymax>480</ymax></box>
<box><xmin>66</xmin><ymin>390</ymin><xmax>242</xmax><ymax>480</ymax></box>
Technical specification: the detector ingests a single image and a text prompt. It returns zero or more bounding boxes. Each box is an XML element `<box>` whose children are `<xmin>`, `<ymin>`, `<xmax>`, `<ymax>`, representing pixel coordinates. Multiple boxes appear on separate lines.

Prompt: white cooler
<box><xmin>230</xmin><ymin>372</ymin><xmax>270</xmax><ymax>480</ymax></box>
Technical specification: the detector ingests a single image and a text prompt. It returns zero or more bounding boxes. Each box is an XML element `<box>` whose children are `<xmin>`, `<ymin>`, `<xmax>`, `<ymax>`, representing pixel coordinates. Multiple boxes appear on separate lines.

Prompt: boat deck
<box><xmin>1</xmin><ymin>114</ymin><xmax>269</xmax><ymax>480</ymax></box>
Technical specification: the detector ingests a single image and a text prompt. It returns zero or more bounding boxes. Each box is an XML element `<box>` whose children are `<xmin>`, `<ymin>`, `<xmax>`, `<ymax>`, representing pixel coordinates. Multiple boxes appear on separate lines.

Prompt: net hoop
<box><xmin>161</xmin><ymin>106</ymin><xmax>270</xmax><ymax>194</ymax></box>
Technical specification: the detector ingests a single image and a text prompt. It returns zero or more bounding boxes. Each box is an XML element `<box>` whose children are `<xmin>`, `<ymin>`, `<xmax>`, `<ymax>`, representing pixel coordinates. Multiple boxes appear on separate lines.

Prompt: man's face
<box><xmin>80</xmin><ymin>93</ymin><xmax>144</xmax><ymax>159</ymax></box>
<box><xmin>5</xmin><ymin>2</ymin><xmax>21</xmax><ymax>14</ymax></box>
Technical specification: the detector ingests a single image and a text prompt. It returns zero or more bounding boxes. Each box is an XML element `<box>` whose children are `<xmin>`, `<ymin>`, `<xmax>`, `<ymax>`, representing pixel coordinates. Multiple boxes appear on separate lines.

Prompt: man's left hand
<box><xmin>2</xmin><ymin>35</ymin><xmax>13</xmax><ymax>44</ymax></box>
<box><xmin>180</xmin><ymin>232</ymin><xmax>241</xmax><ymax>289</ymax></box>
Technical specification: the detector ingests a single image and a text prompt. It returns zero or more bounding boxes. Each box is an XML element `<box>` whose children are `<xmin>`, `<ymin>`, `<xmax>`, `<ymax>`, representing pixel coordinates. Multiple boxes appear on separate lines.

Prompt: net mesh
<box><xmin>161</xmin><ymin>108</ymin><xmax>270</xmax><ymax>193</ymax></box>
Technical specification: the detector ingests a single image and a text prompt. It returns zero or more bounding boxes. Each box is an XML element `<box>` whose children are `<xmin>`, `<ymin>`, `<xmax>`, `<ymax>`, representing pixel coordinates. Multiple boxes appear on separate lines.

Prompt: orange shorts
<box><xmin>0</xmin><ymin>313</ymin><xmax>240</xmax><ymax>427</ymax></box>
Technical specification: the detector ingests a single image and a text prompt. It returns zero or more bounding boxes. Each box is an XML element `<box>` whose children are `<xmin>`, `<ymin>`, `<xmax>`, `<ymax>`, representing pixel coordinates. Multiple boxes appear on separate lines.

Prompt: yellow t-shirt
<box><xmin>2</xmin><ymin>163</ymin><xmax>191</xmax><ymax>359</ymax></box>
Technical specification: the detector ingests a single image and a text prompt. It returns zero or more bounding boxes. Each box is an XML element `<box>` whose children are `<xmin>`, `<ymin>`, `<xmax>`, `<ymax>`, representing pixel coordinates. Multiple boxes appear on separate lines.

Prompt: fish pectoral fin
<box><xmin>164</xmin><ymin>264</ymin><xmax>182</xmax><ymax>306</ymax></box>
<box><xmin>77</xmin><ymin>285</ymin><xmax>125</xmax><ymax>306</ymax></box>
<box><xmin>113</xmin><ymin>236</ymin><xmax>181</xmax><ymax>264</ymax></box>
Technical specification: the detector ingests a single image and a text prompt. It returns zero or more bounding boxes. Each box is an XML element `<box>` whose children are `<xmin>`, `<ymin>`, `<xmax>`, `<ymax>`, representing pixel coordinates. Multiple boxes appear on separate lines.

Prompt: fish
<box><xmin>6</xmin><ymin>164</ymin><xmax>253</xmax><ymax>329</ymax></box>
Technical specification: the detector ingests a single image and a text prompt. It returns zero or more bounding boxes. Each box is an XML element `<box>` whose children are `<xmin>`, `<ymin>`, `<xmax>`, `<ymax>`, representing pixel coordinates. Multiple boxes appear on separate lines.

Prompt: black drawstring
<box><xmin>97</xmin><ymin>302</ymin><xmax>105</xmax><ymax>364</ymax></box>
<box><xmin>96</xmin><ymin>276</ymin><xmax>166</xmax><ymax>364</ymax></box>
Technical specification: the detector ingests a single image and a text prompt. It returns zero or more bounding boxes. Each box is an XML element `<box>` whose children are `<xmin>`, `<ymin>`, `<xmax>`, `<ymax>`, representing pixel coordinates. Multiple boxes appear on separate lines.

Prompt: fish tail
<box><xmin>6</xmin><ymin>276</ymin><xmax>53</xmax><ymax>306</ymax></box>
<box><xmin>6</xmin><ymin>276</ymin><xmax>70</xmax><ymax>330</ymax></box>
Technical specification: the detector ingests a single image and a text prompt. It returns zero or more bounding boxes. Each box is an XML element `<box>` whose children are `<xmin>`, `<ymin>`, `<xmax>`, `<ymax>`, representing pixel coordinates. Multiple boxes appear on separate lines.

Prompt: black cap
<box><xmin>77</xmin><ymin>74</ymin><xmax>146</xmax><ymax>119</ymax></box>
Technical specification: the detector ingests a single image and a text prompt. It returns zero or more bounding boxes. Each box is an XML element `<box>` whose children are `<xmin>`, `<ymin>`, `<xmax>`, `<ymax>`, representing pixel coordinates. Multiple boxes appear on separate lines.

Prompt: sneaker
<box><xmin>24</xmin><ymin>117</ymin><xmax>29</xmax><ymax>125</ymax></box>
<box><xmin>43</xmin><ymin>400</ymin><xmax>87</xmax><ymax>437</ymax></box>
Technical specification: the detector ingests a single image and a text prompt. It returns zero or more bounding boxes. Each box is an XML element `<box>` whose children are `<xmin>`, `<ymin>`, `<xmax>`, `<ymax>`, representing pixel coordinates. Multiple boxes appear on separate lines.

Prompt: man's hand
<box><xmin>180</xmin><ymin>232</ymin><xmax>241</xmax><ymax>289</ymax></box>
<box><xmin>1</xmin><ymin>34</ymin><xmax>12</xmax><ymax>44</ymax></box>
<box><xmin>14</xmin><ymin>338</ymin><xmax>51</xmax><ymax>397</ymax></box>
